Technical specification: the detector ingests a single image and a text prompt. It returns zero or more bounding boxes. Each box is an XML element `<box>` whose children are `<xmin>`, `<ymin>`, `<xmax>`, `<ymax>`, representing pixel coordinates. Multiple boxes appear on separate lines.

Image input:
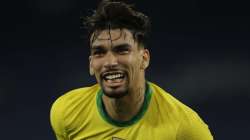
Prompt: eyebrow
<box><xmin>112</xmin><ymin>43</ymin><xmax>131</xmax><ymax>49</ymax></box>
<box><xmin>90</xmin><ymin>45</ymin><xmax>106</xmax><ymax>53</ymax></box>
<box><xmin>91</xmin><ymin>43</ymin><xmax>131</xmax><ymax>50</ymax></box>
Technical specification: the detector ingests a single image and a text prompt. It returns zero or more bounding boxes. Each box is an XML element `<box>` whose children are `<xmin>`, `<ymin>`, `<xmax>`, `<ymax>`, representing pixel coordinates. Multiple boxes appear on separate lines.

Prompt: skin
<box><xmin>89</xmin><ymin>28</ymin><xmax>150</xmax><ymax>121</ymax></box>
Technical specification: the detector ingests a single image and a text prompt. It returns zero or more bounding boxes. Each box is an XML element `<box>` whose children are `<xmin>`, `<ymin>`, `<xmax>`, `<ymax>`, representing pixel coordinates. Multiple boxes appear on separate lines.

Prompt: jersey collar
<box><xmin>96</xmin><ymin>82</ymin><xmax>153</xmax><ymax>127</ymax></box>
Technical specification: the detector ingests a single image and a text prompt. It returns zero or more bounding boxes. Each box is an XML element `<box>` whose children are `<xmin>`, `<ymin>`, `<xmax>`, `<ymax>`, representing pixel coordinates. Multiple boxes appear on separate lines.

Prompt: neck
<box><xmin>102</xmin><ymin>81</ymin><xmax>146</xmax><ymax>122</ymax></box>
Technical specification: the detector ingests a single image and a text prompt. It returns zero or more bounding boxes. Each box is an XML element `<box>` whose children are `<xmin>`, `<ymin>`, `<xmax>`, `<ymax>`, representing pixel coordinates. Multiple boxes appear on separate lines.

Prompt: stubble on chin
<box><xmin>99</xmin><ymin>75</ymin><xmax>129</xmax><ymax>98</ymax></box>
<box><xmin>104</xmin><ymin>91</ymin><xmax>128</xmax><ymax>99</ymax></box>
<box><xmin>101</xmin><ymin>84</ymin><xmax>129</xmax><ymax>99</ymax></box>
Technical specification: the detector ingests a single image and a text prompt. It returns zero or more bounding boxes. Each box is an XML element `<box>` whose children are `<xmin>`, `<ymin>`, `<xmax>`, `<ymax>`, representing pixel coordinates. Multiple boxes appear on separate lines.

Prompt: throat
<box><xmin>102</xmin><ymin>88</ymin><xmax>145</xmax><ymax>122</ymax></box>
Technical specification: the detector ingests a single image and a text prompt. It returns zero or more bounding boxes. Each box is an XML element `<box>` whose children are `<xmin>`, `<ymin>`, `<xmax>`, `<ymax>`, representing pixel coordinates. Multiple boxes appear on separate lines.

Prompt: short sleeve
<box><xmin>50</xmin><ymin>97</ymin><xmax>68</xmax><ymax>140</ymax></box>
<box><xmin>176</xmin><ymin>111</ymin><xmax>213</xmax><ymax>140</ymax></box>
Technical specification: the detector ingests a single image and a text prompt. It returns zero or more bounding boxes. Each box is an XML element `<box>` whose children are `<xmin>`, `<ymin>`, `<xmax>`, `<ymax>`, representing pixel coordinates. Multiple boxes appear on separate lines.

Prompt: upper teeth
<box><xmin>105</xmin><ymin>74</ymin><xmax>123</xmax><ymax>80</ymax></box>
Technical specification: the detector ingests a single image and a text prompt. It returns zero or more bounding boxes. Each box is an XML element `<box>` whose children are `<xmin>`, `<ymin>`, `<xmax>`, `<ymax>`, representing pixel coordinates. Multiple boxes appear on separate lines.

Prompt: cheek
<box><xmin>91</xmin><ymin>59</ymin><xmax>103</xmax><ymax>74</ymax></box>
<box><xmin>120</xmin><ymin>55</ymin><xmax>137</xmax><ymax>66</ymax></box>
<box><xmin>122</xmin><ymin>55</ymin><xmax>142</xmax><ymax>74</ymax></box>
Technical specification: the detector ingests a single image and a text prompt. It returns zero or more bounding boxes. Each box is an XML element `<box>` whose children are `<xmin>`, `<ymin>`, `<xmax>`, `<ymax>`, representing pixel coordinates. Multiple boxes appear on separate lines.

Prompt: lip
<box><xmin>104</xmin><ymin>80</ymin><xmax>125</xmax><ymax>88</ymax></box>
<box><xmin>101</xmin><ymin>70</ymin><xmax>127</xmax><ymax>88</ymax></box>
<box><xmin>101</xmin><ymin>70</ymin><xmax>125</xmax><ymax>78</ymax></box>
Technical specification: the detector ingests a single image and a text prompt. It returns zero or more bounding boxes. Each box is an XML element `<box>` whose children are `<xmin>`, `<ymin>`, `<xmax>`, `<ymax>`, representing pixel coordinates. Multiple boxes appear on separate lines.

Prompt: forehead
<box><xmin>90</xmin><ymin>29</ymin><xmax>135</xmax><ymax>47</ymax></box>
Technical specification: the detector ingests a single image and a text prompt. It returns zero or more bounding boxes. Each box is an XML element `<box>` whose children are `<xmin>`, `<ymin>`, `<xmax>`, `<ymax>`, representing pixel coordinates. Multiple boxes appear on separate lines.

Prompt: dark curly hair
<box><xmin>83</xmin><ymin>0</ymin><xmax>151</xmax><ymax>47</ymax></box>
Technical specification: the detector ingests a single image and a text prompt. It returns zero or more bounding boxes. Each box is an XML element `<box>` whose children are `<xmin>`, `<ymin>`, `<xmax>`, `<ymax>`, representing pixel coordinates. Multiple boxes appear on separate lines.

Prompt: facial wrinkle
<box><xmin>95</xmin><ymin>29</ymin><xmax>123</xmax><ymax>41</ymax></box>
<box><xmin>108</xmin><ymin>22</ymin><xmax>114</xmax><ymax>48</ymax></box>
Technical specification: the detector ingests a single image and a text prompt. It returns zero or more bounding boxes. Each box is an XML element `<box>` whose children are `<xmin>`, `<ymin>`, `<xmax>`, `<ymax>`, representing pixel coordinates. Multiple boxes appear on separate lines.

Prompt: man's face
<box><xmin>89</xmin><ymin>29</ymin><xmax>150</xmax><ymax>98</ymax></box>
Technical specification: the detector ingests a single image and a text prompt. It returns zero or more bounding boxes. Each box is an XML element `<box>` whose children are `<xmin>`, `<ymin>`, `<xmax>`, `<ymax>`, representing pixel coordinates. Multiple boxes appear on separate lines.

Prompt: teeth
<box><xmin>105</xmin><ymin>73</ymin><xmax>123</xmax><ymax>80</ymax></box>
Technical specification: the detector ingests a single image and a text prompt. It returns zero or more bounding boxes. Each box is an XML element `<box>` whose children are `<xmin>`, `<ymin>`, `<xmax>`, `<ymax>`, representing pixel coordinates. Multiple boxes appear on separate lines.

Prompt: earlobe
<box><xmin>141</xmin><ymin>60</ymin><xmax>149</xmax><ymax>69</ymax></box>
<box><xmin>89</xmin><ymin>67</ymin><xmax>94</xmax><ymax>76</ymax></box>
<box><xmin>140</xmin><ymin>49</ymin><xmax>150</xmax><ymax>69</ymax></box>
<box><xmin>140</xmin><ymin>61</ymin><xmax>146</xmax><ymax>69</ymax></box>
<box><xmin>89</xmin><ymin>56</ymin><xmax>95</xmax><ymax>76</ymax></box>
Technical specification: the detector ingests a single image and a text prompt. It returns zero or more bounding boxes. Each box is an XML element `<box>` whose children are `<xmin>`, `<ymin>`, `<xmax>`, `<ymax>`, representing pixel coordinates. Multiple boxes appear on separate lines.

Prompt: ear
<box><xmin>89</xmin><ymin>56</ymin><xmax>94</xmax><ymax>76</ymax></box>
<box><xmin>140</xmin><ymin>49</ymin><xmax>150</xmax><ymax>69</ymax></box>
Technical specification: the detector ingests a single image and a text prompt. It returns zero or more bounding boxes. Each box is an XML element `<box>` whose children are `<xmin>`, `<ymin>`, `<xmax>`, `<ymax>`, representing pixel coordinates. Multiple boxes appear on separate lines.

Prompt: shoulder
<box><xmin>149</xmin><ymin>82</ymin><xmax>213</xmax><ymax>140</ymax></box>
<box><xmin>51</xmin><ymin>84</ymin><xmax>100</xmax><ymax>110</ymax></box>
<box><xmin>149</xmin><ymin>82</ymin><xmax>190</xmax><ymax>113</ymax></box>
<box><xmin>176</xmin><ymin>110</ymin><xmax>213</xmax><ymax>140</ymax></box>
<box><xmin>50</xmin><ymin>84</ymin><xmax>100</xmax><ymax>114</ymax></box>
<box><xmin>149</xmin><ymin>82</ymin><xmax>205</xmax><ymax>118</ymax></box>
<box><xmin>50</xmin><ymin>84</ymin><xmax>100</xmax><ymax>136</ymax></box>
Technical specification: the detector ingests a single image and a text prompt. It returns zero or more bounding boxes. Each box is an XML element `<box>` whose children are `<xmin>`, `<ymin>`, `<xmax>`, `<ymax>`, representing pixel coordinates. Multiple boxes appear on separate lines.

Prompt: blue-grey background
<box><xmin>0</xmin><ymin>0</ymin><xmax>249</xmax><ymax>139</ymax></box>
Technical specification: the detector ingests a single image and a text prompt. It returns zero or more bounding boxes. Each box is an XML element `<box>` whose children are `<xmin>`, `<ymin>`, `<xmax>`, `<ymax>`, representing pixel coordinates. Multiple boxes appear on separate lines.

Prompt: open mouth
<box><xmin>101</xmin><ymin>71</ymin><xmax>126</xmax><ymax>87</ymax></box>
<box><xmin>103</xmin><ymin>72</ymin><xmax>125</xmax><ymax>80</ymax></box>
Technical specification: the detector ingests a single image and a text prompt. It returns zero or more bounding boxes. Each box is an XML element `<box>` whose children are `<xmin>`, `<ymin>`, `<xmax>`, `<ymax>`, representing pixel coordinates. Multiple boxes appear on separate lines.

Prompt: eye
<box><xmin>92</xmin><ymin>49</ymin><xmax>106</xmax><ymax>57</ymax></box>
<box><xmin>117</xmin><ymin>48</ymin><xmax>129</xmax><ymax>54</ymax></box>
<box><xmin>114</xmin><ymin>45</ymin><xmax>131</xmax><ymax>54</ymax></box>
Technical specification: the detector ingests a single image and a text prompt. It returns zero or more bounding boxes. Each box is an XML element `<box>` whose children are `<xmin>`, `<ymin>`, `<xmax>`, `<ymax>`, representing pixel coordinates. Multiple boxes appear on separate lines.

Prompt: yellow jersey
<box><xmin>50</xmin><ymin>82</ymin><xmax>213</xmax><ymax>140</ymax></box>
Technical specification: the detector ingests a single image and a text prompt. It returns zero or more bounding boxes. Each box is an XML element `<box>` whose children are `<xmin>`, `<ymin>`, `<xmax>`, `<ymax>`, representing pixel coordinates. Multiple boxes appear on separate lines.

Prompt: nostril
<box><xmin>103</xmin><ymin>52</ymin><xmax>118</xmax><ymax>67</ymax></box>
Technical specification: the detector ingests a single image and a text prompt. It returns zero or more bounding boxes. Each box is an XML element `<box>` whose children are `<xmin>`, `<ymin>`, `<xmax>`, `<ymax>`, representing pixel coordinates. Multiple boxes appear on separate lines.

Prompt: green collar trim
<box><xmin>96</xmin><ymin>82</ymin><xmax>153</xmax><ymax>127</ymax></box>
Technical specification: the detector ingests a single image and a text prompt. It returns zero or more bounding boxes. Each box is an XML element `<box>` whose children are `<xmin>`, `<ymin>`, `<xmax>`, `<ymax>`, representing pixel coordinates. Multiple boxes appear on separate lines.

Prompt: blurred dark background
<box><xmin>0</xmin><ymin>0</ymin><xmax>249</xmax><ymax>139</ymax></box>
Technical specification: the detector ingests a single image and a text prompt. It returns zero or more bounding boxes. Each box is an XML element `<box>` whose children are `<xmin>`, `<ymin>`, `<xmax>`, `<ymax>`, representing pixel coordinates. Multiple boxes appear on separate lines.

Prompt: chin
<box><xmin>102</xmin><ymin>86</ymin><xmax>128</xmax><ymax>99</ymax></box>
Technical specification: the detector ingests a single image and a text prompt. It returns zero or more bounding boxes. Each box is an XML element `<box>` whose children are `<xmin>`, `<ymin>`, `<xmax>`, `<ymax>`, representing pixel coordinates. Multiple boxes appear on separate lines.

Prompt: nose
<box><xmin>103</xmin><ymin>52</ymin><xmax>118</xmax><ymax>68</ymax></box>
